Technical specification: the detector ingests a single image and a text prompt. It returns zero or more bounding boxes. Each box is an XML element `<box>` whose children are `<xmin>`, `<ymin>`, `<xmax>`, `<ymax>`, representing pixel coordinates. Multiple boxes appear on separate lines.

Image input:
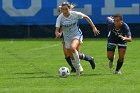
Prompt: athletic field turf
<box><xmin>0</xmin><ymin>38</ymin><xmax>139</xmax><ymax>93</ymax></box>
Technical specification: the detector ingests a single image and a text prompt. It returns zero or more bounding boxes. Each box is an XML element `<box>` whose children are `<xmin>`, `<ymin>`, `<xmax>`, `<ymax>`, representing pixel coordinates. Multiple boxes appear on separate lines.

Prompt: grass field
<box><xmin>0</xmin><ymin>38</ymin><xmax>140</xmax><ymax>93</ymax></box>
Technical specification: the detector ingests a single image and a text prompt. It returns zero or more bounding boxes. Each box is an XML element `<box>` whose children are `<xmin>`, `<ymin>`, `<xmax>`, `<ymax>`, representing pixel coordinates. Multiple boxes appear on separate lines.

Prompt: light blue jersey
<box><xmin>56</xmin><ymin>11</ymin><xmax>85</xmax><ymax>48</ymax></box>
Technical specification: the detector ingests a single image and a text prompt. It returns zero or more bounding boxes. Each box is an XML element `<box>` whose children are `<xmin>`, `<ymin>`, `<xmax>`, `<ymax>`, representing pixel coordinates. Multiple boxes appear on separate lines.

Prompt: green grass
<box><xmin>0</xmin><ymin>38</ymin><xmax>140</xmax><ymax>93</ymax></box>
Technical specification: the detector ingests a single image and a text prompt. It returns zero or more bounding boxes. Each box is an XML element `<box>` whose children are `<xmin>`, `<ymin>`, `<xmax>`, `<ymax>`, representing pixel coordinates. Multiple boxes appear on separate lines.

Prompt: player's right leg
<box><xmin>70</xmin><ymin>39</ymin><xmax>83</xmax><ymax>75</ymax></box>
<box><xmin>64</xmin><ymin>40</ymin><xmax>83</xmax><ymax>76</ymax></box>
<box><xmin>66</xmin><ymin>48</ymin><xmax>83</xmax><ymax>75</ymax></box>
<box><xmin>62</xmin><ymin>42</ymin><xmax>76</xmax><ymax>72</ymax></box>
<box><xmin>107</xmin><ymin>43</ymin><xmax>116</xmax><ymax>69</ymax></box>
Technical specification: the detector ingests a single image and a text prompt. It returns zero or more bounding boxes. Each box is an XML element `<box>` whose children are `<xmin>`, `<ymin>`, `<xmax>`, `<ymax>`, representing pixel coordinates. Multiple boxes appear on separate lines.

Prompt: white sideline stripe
<box><xmin>29</xmin><ymin>44</ymin><xmax>60</xmax><ymax>51</ymax></box>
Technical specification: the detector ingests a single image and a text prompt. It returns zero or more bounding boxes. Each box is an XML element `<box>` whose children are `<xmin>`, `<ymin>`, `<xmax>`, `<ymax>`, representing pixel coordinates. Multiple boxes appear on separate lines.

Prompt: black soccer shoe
<box><xmin>71</xmin><ymin>67</ymin><xmax>76</xmax><ymax>73</ymax></box>
<box><xmin>89</xmin><ymin>57</ymin><xmax>95</xmax><ymax>69</ymax></box>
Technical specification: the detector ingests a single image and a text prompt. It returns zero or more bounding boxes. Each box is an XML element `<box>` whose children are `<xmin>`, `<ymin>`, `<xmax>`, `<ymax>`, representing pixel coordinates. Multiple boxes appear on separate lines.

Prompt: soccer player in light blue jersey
<box><xmin>57</xmin><ymin>4</ymin><xmax>96</xmax><ymax>73</ymax></box>
<box><xmin>55</xmin><ymin>2</ymin><xmax>99</xmax><ymax>76</ymax></box>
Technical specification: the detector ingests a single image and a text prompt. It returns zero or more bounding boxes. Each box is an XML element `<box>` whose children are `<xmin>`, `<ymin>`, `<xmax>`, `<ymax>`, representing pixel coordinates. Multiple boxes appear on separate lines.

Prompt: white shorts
<box><xmin>65</xmin><ymin>35</ymin><xmax>83</xmax><ymax>49</ymax></box>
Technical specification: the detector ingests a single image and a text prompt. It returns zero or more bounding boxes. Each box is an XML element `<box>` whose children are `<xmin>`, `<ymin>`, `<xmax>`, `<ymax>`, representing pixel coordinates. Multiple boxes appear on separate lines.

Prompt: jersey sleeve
<box><xmin>74</xmin><ymin>11</ymin><xmax>86</xmax><ymax>19</ymax></box>
<box><xmin>55</xmin><ymin>14</ymin><xmax>62</xmax><ymax>28</ymax></box>
<box><xmin>124</xmin><ymin>23</ymin><xmax>131</xmax><ymax>36</ymax></box>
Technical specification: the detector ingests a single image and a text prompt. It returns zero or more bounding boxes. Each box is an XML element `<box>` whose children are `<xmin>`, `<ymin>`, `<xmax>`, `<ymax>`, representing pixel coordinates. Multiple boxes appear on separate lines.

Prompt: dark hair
<box><xmin>113</xmin><ymin>14</ymin><xmax>123</xmax><ymax>21</ymax></box>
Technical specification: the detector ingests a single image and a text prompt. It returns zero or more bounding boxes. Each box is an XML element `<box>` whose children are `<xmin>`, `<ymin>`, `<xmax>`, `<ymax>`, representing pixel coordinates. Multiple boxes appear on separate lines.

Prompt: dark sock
<box><xmin>81</xmin><ymin>54</ymin><xmax>92</xmax><ymax>62</ymax></box>
<box><xmin>81</xmin><ymin>53</ymin><xmax>95</xmax><ymax>69</ymax></box>
<box><xmin>65</xmin><ymin>56</ymin><xmax>74</xmax><ymax>69</ymax></box>
<box><xmin>116</xmin><ymin>59</ymin><xmax>124</xmax><ymax>71</ymax></box>
<box><xmin>109</xmin><ymin>58</ymin><xmax>114</xmax><ymax>62</ymax></box>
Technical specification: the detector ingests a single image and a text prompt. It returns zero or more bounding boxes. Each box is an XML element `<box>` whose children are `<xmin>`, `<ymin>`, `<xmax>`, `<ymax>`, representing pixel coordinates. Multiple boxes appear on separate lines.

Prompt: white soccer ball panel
<box><xmin>58</xmin><ymin>67</ymin><xmax>70</xmax><ymax>78</ymax></box>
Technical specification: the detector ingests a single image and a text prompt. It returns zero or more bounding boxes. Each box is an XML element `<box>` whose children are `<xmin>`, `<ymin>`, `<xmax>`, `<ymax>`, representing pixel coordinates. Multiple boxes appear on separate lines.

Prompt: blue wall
<box><xmin>0</xmin><ymin>0</ymin><xmax>140</xmax><ymax>25</ymax></box>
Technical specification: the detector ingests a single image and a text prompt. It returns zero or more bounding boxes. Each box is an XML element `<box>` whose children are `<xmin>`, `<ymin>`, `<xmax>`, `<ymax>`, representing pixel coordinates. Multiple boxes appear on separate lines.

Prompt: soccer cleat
<box><xmin>76</xmin><ymin>65</ymin><xmax>83</xmax><ymax>76</ymax></box>
<box><xmin>115</xmin><ymin>70</ymin><xmax>121</xmax><ymax>74</ymax></box>
<box><xmin>76</xmin><ymin>69</ymin><xmax>81</xmax><ymax>76</ymax></box>
<box><xmin>71</xmin><ymin>68</ymin><xmax>76</xmax><ymax>73</ymax></box>
<box><xmin>89</xmin><ymin>57</ymin><xmax>95</xmax><ymax>69</ymax></box>
<box><xmin>79</xmin><ymin>66</ymin><xmax>84</xmax><ymax>74</ymax></box>
<box><xmin>109</xmin><ymin>61</ymin><xmax>114</xmax><ymax>69</ymax></box>
<box><xmin>109</xmin><ymin>55</ymin><xmax>115</xmax><ymax>69</ymax></box>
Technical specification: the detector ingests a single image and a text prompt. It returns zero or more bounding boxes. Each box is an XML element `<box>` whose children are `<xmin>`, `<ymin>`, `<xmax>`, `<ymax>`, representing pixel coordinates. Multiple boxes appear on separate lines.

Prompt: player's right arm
<box><xmin>55</xmin><ymin>27</ymin><xmax>61</xmax><ymax>38</ymax></box>
<box><xmin>107</xmin><ymin>16</ymin><xmax>114</xmax><ymax>24</ymax></box>
<box><xmin>55</xmin><ymin>15</ymin><xmax>62</xmax><ymax>38</ymax></box>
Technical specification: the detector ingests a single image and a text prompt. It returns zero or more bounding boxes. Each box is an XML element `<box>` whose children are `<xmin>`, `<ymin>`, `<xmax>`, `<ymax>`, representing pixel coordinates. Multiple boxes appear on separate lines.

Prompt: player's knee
<box><xmin>119</xmin><ymin>57</ymin><xmax>124</xmax><ymax>62</ymax></box>
<box><xmin>70</xmin><ymin>46</ymin><xmax>76</xmax><ymax>53</ymax></box>
<box><xmin>64</xmin><ymin>54</ymin><xmax>69</xmax><ymax>58</ymax></box>
<box><xmin>108</xmin><ymin>57</ymin><xmax>113</xmax><ymax>61</ymax></box>
<box><xmin>107</xmin><ymin>55</ymin><xmax>114</xmax><ymax>60</ymax></box>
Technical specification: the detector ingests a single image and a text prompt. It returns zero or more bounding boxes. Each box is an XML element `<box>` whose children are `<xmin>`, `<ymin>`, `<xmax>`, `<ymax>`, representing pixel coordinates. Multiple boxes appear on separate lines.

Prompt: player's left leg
<box><xmin>76</xmin><ymin>43</ymin><xmax>95</xmax><ymax>69</ymax></box>
<box><xmin>79</xmin><ymin>53</ymin><xmax>95</xmax><ymax>69</ymax></box>
<box><xmin>115</xmin><ymin>46</ymin><xmax>127</xmax><ymax>74</ymax></box>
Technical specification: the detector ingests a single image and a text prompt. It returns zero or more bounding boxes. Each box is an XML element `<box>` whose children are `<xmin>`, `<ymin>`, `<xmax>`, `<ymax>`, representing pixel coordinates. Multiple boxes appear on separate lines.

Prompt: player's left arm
<box><xmin>119</xmin><ymin>24</ymin><xmax>132</xmax><ymax>42</ymax></box>
<box><xmin>83</xmin><ymin>15</ymin><xmax>100</xmax><ymax>36</ymax></box>
<box><xmin>76</xmin><ymin>11</ymin><xmax>100</xmax><ymax>36</ymax></box>
<box><xmin>119</xmin><ymin>35</ymin><xmax>132</xmax><ymax>42</ymax></box>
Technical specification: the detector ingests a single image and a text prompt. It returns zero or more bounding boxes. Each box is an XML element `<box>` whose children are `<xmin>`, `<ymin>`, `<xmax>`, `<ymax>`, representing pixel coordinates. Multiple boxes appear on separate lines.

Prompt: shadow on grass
<box><xmin>82</xmin><ymin>73</ymin><xmax>112</xmax><ymax>76</ymax></box>
<box><xmin>14</xmin><ymin>72</ymin><xmax>48</xmax><ymax>75</ymax></box>
<box><xmin>70</xmin><ymin>73</ymin><xmax>112</xmax><ymax>77</ymax></box>
<box><xmin>2</xmin><ymin>72</ymin><xmax>113</xmax><ymax>79</ymax></box>
<box><xmin>2</xmin><ymin>72</ymin><xmax>58</xmax><ymax>79</ymax></box>
<box><xmin>4</xmin><ymin>75</ymin><xmax>58</xmax><ymax>79</ymax></box>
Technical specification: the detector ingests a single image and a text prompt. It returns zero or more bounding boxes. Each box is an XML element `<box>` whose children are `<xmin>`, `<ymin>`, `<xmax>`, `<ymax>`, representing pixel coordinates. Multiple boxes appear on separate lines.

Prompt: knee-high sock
<box><xmin>116</xmin><ymin>59</ymin><xmax>124</xmax><ymax>71</ymax></box>
<box><xmin>72</xmin><ymin>50</ymin><xmax>81</xmax><ymax>70</ymax></box>
<box><xmin>81</xmin><ymin>53</ymin><xmax>92</xmax><ymax>62</ymax></box>
<box><xmin>65</xmin><ymin>56</ymin><xmax>75</xmax><ymax>69</ymax></box>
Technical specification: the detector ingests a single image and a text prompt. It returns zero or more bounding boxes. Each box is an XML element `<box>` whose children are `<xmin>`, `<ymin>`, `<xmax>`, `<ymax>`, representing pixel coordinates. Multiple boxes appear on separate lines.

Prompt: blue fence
<box><xmin>0</xmin><ymin>0</ymin><xmax>140</xmax><ymax>25</ymax></box>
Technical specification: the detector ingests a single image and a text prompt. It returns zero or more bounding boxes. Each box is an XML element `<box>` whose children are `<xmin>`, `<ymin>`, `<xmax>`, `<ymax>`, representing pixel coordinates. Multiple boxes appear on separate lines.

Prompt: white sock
<box><xmin>72</xmin><ymin>59</ymin><xmax>83</xmax><ymax>75</ymax></box>
<box><xmin>71</xmin><ymin>60</ymin><xmax>77</xmax><ymax>69</ymax></box>
<box><xmin>73</xmin><ymin>50</ymin><xmax>80</xmax><ymax>64</ymax></box>
<box><xmin>72</xmin><ymin>50</ymin><xmax>81</xmax><ymax>70</ymax></box>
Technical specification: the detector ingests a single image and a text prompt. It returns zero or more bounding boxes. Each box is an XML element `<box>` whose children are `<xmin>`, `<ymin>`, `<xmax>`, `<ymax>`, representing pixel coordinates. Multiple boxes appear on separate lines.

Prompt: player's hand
<box><xmin>93</xmin><ymin>28</ymin><xmax>100</xmax><ymax>36</ymax></box>
<box><xmin>119</xmin><ymin>35</ymin><xmax>127</xmax><ymax>41</ymax></box>
<box><xmin>55</xmin><ymin>31</ymin><xmax>61</xmax><ymax>38</ymax></box>
<box><xmin>107</xmin><ymin>16</ymin><xmax>113</xmax><ymax>20</ymax></box>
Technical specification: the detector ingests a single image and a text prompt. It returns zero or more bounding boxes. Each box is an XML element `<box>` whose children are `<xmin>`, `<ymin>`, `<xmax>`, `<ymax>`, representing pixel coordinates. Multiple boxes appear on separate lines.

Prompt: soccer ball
<box><xmin>58</xmin><ymin>67</ymin><xmax>70</xmax><ymax>78</ymax></box>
